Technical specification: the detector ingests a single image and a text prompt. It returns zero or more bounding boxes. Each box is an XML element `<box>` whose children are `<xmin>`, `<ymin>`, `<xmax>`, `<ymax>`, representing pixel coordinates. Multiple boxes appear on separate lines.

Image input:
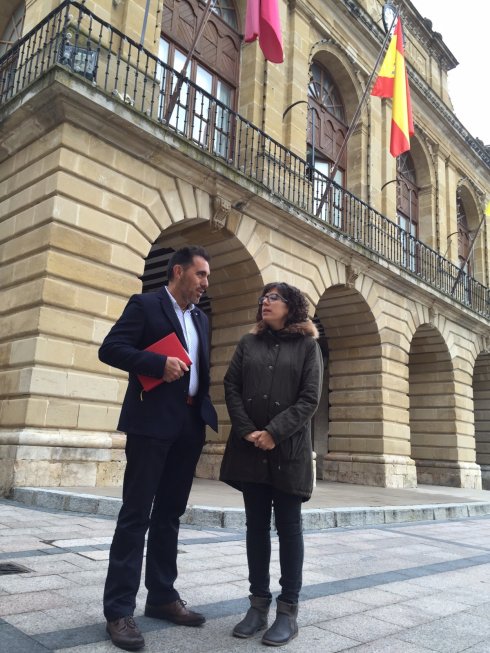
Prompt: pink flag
<box><xmin>245</xmin><ymin>0</ymin><xmax>284</xmax><ymax>64</ymax></box>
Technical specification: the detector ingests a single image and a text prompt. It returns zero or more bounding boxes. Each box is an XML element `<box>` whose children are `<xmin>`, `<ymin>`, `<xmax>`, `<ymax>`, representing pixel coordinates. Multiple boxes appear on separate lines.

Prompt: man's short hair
<box><xmin>167</xmin><ymin>246</ymin><xmax>210</xmax><ymax>280</ymax></box>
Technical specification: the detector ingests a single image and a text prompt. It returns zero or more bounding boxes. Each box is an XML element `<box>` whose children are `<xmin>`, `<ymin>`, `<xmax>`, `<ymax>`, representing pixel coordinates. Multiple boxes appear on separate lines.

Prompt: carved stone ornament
<box><xmin>345</xmin><ymin>264</ymin><xmax>359</xmax><ymax>288</ymax></box>
<box><xmin>428</xmin><ymin>306</ymin><xmax>437</xmax><ymax>326</ymax></box>
<box><xmin>211</xmin><ymin>195</ymin><xmax>231</xmax><ymax>230</ymax></box>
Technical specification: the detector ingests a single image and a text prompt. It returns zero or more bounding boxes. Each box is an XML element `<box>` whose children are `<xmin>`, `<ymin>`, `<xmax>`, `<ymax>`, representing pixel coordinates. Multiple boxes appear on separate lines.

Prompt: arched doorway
<box><xmin>408</xmin><ymin>324</ymin><xmax>458</xmax><ymax>485</ymax></box>
<box><xmin>138</xmin><ymin>219</ymin><xmax>264</xmax><ymax>478</ymax></box>
<box><xmin>316</xmin><ymin>286</ymin><xmax>395</xmax><ymax>486</ymax></box>
<box><xmin>474</xmin><ymin>351</ymin><xmax>490</xmax><ymax>489</ymax></box>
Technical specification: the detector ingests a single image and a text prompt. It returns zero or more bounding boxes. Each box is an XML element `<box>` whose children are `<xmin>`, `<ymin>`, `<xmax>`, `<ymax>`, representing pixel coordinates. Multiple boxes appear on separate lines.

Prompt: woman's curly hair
<box><xmin>255</xmin><ymin>282</ymin><xmax>309</xmax><ymax>326</ymax></box>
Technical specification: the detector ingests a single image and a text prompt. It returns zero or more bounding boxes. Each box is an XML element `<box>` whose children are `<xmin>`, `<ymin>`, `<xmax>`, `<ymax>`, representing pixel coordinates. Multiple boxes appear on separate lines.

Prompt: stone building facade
<box><xmin>1</xmin><ymin>0</ymin><xmax>489</xmax><ymax>494</ymax></box>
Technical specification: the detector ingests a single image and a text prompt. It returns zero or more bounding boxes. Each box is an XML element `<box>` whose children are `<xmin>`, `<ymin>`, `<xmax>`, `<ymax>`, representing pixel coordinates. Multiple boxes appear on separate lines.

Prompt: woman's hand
<box><xmin>244</xmin><ymin>431</ymin><xmax>275</xmax><ymax>450</ymax></box>
<box><xmin>244</xmin><ymin>431</ymin><xmax>261</xmax><ymax>443</ymax></box>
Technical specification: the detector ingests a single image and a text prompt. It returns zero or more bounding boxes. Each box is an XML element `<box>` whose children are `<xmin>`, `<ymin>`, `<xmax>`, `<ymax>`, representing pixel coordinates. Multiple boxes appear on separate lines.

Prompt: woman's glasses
<box><xmin>258</xmin><ymin>293</ymin><xmax>288</xmax><ymax>305</ymax></box>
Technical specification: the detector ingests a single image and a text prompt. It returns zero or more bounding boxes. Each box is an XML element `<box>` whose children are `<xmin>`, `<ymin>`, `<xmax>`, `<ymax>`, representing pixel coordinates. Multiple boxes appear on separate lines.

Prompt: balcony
<box><xmin>1</xmin><ymin>0</ymin><xmax>488</xmax><ymax>318</ymax></box>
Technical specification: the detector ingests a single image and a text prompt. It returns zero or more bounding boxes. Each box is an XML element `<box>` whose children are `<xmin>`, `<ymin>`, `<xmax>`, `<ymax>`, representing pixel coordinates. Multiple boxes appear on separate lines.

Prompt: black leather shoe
<box><xmin>106</xmin><ymin>616</ymin><xmax>145</xmax><ymax>651</ymax></box>
<box><xmin>144</xmin><ymin>599</ymin><xmax>205</xmax><ymax>626</ymax></box>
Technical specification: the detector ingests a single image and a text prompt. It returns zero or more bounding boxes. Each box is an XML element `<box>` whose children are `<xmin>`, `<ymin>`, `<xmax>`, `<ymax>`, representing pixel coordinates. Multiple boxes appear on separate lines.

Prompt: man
<box><xmin>99</xmin><ymin>246</ymin><xmax>218</xmax><ymax>651</ymax></box>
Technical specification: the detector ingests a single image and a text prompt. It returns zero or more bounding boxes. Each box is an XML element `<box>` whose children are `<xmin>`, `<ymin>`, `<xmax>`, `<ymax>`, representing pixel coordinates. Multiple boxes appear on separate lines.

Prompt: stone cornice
<box><xmin>408</xmin><ymin>68</ymin><xmax>490</xmax><ymax>168</ymax></box>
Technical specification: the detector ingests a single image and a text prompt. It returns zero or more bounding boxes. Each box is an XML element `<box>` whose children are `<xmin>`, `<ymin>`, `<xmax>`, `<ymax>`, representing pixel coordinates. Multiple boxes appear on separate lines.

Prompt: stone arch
<box><xmin>136</xmin><ymin>216</ymin><xmax>265</xmax><ymax>474</ymax></box>
<box><xmin>474</xmin><ymin>350</ymin><xmax>490</xmax><ymax>489</ymax></box>
<box><xmin>408</xmin><ymin>323</ymin><xmax>460</xmax><ymax>485</ymax></box>
<box><xmin>316</xmin><ymin>284</ymin><xmax>392</xmax><ymax>486</ymax></box>
<box><xmin>406</xmin><ymin>305</ymin><xmax>481</xmax><ymax>489</ymax></box>
<box><xmin>310</xmin><ymin>45</ymin><xmax>363</xmax><ymax>126</ymax></box>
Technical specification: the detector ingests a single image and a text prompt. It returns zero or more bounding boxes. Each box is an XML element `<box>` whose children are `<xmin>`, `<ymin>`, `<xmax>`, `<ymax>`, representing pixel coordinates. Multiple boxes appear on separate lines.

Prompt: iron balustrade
<box><xmin>0</xmin><ymin>0</ymin><xmax>488</xmax><ymax>318</ymax></box>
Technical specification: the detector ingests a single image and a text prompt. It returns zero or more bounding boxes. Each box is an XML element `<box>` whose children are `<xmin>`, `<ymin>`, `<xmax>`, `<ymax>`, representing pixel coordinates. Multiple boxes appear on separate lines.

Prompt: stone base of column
<box><xmin>415</xmin><ymin>460</ymin><xmax>482</xmax><ymax>489</ymax></box>
<box><xmin>195</xmin><ymin>442</ymin><xmax>226</xmax><ymax>480</ymax></box>
<box><xmin>322</xmin><ymin>453</ymin><xmax>418</xmax><ymax>488</ymax></box>
<box><xmin>0</xmin><ymin>429</ymin><xmax>125</xmax><ymax>495</ymax></box>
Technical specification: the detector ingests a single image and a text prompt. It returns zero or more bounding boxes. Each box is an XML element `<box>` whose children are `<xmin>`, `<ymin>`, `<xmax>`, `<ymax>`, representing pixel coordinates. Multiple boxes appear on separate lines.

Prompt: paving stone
<box><xmin>221</xmin><ymin>507</ymin><xmax>246</xmax><ymax>529</ymax></box>
<box><xmin>397</xmin><ymin>611</ymin><xmax>490</xmax><ymax>652</ymax></box>
<box><xmin>302</xmin><ymin>509</ymin><xmax>336</xmax><ymax>530</ymax></box>
<box><xmin>346</xmin><ymin>636</ymin><xmax>436</xmax><ymax>652</ymax></box>
<box><xmin>316</xmin><ymin>612</ymin><xmax>403</xmax><ymax>643</ymax></box>
<box><xmin>362</xmin><ymin>602</ymin><xmax>434</xmax><ymax>628</ymax></box>
<box><xmin>335</xmin><ymin>508</ymin><xmax>386</xmax><ymax>528</ymax></box>
<box><xmin>93</xmin><ymin>498</ymin><xmax>121</xmax><ymax>517</ymax></box>
<box><xmin>0</xmin><ymin>621</ymin><xmax>51</xmax><ymax>653</ymax></box>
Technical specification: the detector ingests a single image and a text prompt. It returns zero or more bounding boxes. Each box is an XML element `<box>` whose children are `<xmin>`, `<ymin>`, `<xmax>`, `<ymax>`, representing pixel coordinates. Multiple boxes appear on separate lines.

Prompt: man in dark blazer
<box><xmin>99</xmin><ymin>246</ymin><xmax>218</xmax><ymax>651</ymax></box>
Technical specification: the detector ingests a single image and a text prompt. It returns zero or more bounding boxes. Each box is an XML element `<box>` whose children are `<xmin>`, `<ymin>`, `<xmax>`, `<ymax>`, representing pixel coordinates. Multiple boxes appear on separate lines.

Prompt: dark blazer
<box><xmin>99</xmin><ymin>287</ymin><xmax>218</xmax><ymax>439</ymax></box>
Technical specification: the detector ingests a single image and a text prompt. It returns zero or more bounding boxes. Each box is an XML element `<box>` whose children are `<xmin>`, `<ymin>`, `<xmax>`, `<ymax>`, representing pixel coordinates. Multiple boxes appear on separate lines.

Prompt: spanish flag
<box><xmin>371</xmin><ymin>18</ymin><xmax>414</xmax><ymax>157</ymax></box>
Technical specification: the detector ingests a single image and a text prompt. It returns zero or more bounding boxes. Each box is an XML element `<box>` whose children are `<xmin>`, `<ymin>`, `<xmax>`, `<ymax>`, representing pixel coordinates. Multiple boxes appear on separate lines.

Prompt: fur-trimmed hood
<box><xmin>251</xmin><ymin>319</ymin><xmax>319</xmax><ymax>339</ymax></box>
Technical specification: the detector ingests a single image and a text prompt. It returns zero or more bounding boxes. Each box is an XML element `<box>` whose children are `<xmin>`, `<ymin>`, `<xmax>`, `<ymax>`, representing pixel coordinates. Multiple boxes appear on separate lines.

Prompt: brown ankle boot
<box><xmin>261</xmin><ymin>599</ymin><xmax>298</xmax><ymax>646</ymax></box>
<box><xmin>233</xmin><ymin>595</ymin><xmax>272</xmax><ymax>638</ymax></box>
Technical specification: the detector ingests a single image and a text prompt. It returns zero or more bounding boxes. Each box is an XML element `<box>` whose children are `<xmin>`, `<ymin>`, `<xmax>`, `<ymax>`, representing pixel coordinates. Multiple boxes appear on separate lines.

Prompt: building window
<box><xmin>158</xmin><ymin>0</ymin><xmax>240</xmax><ymax>159</ymax></box>
<box><xmin>211</xmin><ymin>0</ymin><xmax>238</xmax><ymax>29</ymax></box>
<box><xmin>308</xmin><ymin>62</ymin><xmax>347</xmax><ymax>225</ymax></box>
<box><xmin>457</xmin><ymin>192</ymin><xmax>472</xmax><ymax>275</ymax></box>
<box><xmin>0</xmin><ymin>1</ymin><xmax>25</xmax><ymax>98</ymax></box>
<box><xmin>0</xmin><ymin>1</ymin><xmax>25</xmax><ymax>57</ymax></box>
<box><xmin>397</xmin><ymin>153</ymin><xmax>418</xmax><ymax>271</ymax></box>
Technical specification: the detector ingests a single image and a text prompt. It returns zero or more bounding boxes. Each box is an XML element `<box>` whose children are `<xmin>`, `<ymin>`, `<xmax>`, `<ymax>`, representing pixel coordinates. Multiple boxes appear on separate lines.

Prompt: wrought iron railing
<box><xmin>0</xmin><ymin>0</ymin><xmax>488</xmax><ymax>317</ymax></box>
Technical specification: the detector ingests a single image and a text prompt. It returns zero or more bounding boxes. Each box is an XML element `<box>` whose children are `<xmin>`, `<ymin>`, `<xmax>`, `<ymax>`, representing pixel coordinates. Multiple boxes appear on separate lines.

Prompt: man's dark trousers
<box><xmin>103</xmin><ymin>405</ymin><xmax>205</xmax><ymax>621</ymax></box>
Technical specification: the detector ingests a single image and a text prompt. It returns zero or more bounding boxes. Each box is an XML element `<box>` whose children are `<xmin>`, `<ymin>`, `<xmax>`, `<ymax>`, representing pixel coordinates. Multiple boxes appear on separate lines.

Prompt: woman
<box><xmin>220</xmin><ymin>282</ymin><xmax>323</xmax><ymax>646</ymax></box>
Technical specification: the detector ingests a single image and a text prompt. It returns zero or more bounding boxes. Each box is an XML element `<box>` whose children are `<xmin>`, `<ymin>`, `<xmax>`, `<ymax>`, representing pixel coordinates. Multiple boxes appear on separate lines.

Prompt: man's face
<box><xmin>173</xmin><ymin>256</ymin><xmax>210</xmax><ymax>306</ymax></box>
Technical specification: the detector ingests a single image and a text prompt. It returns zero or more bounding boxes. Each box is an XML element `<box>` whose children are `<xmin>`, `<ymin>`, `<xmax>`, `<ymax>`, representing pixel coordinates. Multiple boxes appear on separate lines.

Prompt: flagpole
<box><xmin>163</xmin><ymin>0</ymin><xmax>215</xmax><ymax>124</ymax></box>
<box><xmin>450</xmin><ymin>210</ymin><xmax>488</xmax><ymax>295</ymax></box>
<box><xmin>314</xmin><ymin>7</ymin><xmax>399</xmax><ymax>218</ymax></box>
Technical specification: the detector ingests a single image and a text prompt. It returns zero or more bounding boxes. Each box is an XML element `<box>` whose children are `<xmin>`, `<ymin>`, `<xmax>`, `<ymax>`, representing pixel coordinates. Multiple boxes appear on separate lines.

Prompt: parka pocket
<box><xmin>281</xmin><ymin>430</ymin><xmax>304</xmax><ymax>460</ymax></box>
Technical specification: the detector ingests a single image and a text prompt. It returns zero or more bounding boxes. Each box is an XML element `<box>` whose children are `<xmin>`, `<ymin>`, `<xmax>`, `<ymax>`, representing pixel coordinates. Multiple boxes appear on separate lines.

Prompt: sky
<box><xmin>410</xmin><ymin>0</ymin><xmax>490</xmax><ymax>145</ymax></box>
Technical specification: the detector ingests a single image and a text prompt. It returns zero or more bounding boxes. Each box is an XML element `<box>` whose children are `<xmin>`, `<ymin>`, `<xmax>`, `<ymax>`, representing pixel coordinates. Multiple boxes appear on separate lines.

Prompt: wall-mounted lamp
<box><xmin>380</xmin><ymin>178</ymin><xmax>398</xmax><ymax>191</ymax></box>
<box><xmin>382</xmin><ymin>3</ymin><xmax>398</xmax><ymax>34</ymax></box>
<box><xmin>282</xmin><ymin>100</ymin><xmax>316</xmax><ymax>171</ymax></box>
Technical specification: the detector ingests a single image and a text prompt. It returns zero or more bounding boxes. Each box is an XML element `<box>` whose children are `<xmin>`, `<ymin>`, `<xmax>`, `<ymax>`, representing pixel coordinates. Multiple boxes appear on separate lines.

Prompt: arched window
<box><xmin>159</xmin><ymin>0</ymin><xmax>240</xmax><ymax>158</ymax></box>
<box><xmin>397</xmin><ymin>152</ymin><xmax>418</xmax><ymax>271</ymax></box>
<box><xmin>211</xmin><ymin>0</ymin><xmax>238</xmax><ymax>29</ymax></box>
<box><xmin>0</xmin><ymin>1</ymin><xmax>25</xmax><ymax>57</ymax></box>
<box><xmin>0</xmin><ymin>1</ymin><xmax>25</xmax><ymax>99</ymax></box>
<box><xmin>308</xmin><ymin>62</ymin><xmax>347</xmax><ymax>225</ymax></box>
<box><xmin>457</xmin><ymin>191</ymin><xmax>472</xmax><ymax>275</ymax></box>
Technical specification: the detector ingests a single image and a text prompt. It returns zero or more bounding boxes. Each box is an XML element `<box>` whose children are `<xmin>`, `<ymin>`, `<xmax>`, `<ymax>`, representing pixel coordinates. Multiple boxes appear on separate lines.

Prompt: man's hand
<box><xmin>163</xmin><ymin>356</ymin><xmax>189</xmax><ymax>382</ymax></box>
<box><xmin>244</xmin><ymin>430</ymin><xmax>276</xmax><ymax>450</ymax></box>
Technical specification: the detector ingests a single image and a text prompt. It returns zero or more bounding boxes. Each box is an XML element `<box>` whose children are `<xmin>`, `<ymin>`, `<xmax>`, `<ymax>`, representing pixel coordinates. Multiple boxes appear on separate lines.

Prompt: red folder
<box><xmin>137</xmin><ymin>332</ymin><xmax>192</xmax><ymax>392</ymax></box>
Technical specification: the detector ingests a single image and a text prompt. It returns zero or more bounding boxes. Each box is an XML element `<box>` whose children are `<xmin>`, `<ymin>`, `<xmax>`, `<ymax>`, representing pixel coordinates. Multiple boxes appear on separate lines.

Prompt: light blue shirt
<box><xmin>165</xmin><ymin>287</ymin><xmax>200</xmax><ymax>396</ymax></box>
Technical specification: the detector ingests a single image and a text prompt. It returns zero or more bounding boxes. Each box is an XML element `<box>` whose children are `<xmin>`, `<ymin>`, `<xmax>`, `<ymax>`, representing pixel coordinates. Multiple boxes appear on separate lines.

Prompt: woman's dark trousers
<box><xmin>242</xmin><ymin>482</ymin><xmax>303</xmax><ymax>604</ymax></box>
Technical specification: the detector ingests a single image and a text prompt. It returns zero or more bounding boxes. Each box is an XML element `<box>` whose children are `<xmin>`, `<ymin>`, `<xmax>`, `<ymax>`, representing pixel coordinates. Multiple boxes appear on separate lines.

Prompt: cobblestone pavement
<box><xmin>2</xmin><ymin>499</ymin><xmax>490</xmax><ymax>652</ymax></box>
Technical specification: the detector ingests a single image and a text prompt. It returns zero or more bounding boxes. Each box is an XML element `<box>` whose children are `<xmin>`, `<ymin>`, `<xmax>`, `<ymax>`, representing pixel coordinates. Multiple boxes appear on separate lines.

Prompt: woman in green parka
<box><xmin>220</xmin><ymin>282</ymin><xmax>323</xmax><ymax>647</ymax></box>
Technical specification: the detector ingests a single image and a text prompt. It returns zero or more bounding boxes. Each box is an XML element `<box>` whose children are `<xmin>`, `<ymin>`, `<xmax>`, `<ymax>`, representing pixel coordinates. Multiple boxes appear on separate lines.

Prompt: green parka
<box><xmin>219</xmin><ymin>319</ymin><xmax>323</xmax><ymax>500</ymax></box>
